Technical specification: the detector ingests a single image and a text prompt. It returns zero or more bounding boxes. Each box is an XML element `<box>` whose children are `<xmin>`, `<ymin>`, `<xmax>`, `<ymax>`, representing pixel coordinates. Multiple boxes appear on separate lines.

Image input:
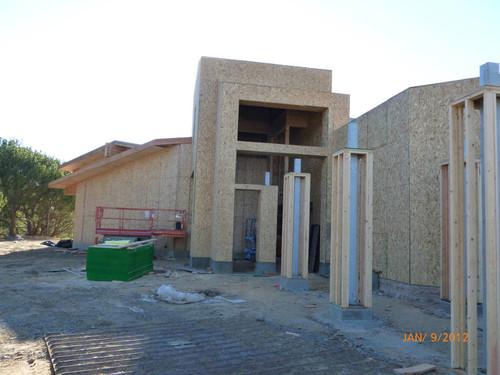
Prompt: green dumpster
<box><xmin>86</xmin><ymin>242</ymin><xmax>154</xmax><ymax>281</ymax></box>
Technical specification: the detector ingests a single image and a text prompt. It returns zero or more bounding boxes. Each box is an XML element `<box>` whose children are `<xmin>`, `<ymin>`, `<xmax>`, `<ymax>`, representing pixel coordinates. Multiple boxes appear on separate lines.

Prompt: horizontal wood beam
<box><xmin>450</xmin><ymin>86</ymin><xmax>500</xmax><ymax>106</ymax></box>
<box><xmin>236</xmin><ymin>141</ymin><xmax>328</xmax><ymax>158</ymax></box>
<box><xmin>234</xmin><ymin>184</ymin><xmax>274</xmax><ymax>191</ymax></box>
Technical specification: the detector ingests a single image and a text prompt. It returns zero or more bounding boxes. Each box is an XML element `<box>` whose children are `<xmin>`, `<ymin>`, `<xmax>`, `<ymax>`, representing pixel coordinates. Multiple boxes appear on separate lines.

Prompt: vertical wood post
<box><xmin>483</xmin><ymin>90</ymin><xmax>500</xmax><ymax>375</ymax></box>
<box><xmin>465</xmin><ymin>99</ymin><xmax>478</xmax><ymax>374</ymax></box>
<box><xmin>449</xmin><ymin>103</ymin><xmax>466</xmax><ymax>370</ymax></box>
<box><xmin>280</xmin><ymin>171</ymin><xmax>310</xmax><ymax>291</ymax></box>
<box><xmin>448</xmin><ymin>79</ymin><xmax>500</xmax><ymax>373</ymax></box>
<box><xmin>330</xmin><ymin>148</ymin><xmax>373</xmax><ymax>318</ymax></box>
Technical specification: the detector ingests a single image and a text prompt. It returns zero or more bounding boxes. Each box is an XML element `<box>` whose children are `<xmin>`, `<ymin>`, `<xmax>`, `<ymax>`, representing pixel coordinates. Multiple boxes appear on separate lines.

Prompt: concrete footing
<box><xmin>329</xmin><ymin>303</ymin><xmax>372</xmax><ymax>320</ymax></box>
<box><xmin>166</xmin><ymin>250</ymin><xmax>189</xmax><ymax>259</ymax></box>
<box><xmin>191</xmin><ymin>257</ymin><xmax>210</xmax><ymax>269</ymax></box>
<box><xmin>279</xmin><ymin>276</ymin><xmax>308</xmax><ymax>291</ymax></box>
<box><xmin>210</xmin><ymin>260</ymin><xmax>233</xmax><ymax>273</ymax></box>
<box><xmin>440</xmin><ymin>299</ymin><xmax>483</xmax><ymax>316</ymax></box>
<box><xmin>255</xmin><ymin>262</ymin><xmax>276</xmax><ymax>274</ymax></box>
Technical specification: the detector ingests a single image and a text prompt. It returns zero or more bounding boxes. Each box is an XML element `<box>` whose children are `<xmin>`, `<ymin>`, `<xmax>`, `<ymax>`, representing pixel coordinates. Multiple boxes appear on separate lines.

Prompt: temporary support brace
<box><xmin>448</xmin><ymin>62</ymin><xmax>500</xmax><ymax>374</ymax></box>
<box><xmin>280</xmin><ymin>159</ymin><xmax>310</xmax><ymax>291</ymax></box>
<box><xmin>330</xmin><ymin>147</ymin><xmax>373</xmax><ymax>320</ymax></box>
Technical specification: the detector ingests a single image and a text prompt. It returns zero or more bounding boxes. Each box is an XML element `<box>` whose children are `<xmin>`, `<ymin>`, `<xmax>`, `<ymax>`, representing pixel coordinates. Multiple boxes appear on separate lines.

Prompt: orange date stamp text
<box><xmin>403</xmin><ymin>332</ymin><xmax>468</xmax><ymax>343</ymax></box>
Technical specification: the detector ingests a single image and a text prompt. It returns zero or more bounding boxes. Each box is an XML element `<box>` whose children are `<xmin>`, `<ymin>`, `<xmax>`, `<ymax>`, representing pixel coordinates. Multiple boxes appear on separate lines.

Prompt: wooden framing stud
<box><xmin>448</xmin><ymin>85</ymin><xmax>500</xmax><ymax>374</ymax></box>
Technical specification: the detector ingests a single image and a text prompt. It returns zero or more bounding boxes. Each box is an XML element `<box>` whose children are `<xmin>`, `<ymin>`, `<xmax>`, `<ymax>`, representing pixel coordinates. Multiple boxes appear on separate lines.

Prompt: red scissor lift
<box><xmin>95</xmin><ymin>206</ymin><xmax>187</xmax><ymax>242</ymax></box>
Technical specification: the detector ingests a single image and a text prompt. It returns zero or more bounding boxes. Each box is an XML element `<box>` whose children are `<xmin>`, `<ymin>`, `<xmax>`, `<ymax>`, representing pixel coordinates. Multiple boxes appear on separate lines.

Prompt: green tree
<box><xmin>0</xmin><ymin>138</ymin><xmax>74</xmax><ymax>237</ymax></box>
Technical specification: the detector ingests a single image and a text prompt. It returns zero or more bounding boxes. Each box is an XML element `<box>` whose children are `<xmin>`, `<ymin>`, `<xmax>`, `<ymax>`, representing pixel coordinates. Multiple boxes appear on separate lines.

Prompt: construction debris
<box><xmin>393</xmin><ymin>363</ymin><xmax>437</xmax><ymax>375</ymax></box>
<box><xmin>41</xmin><ymin>239</ymin><xmax>73</xmax><ymax>248</ymax></box>
<box><xmin>177</xmin><ymin>266</ymin><xmax>213</xmax><ymax>274</ymax></box>
<box><xmin>114</xmin><ymin>302</ymin><xmax>144</xmax><ymax>313</ymax></box>
<box><xmin>155</xmin><ymin>285</ymin><xmax>245</xmax><ymax>305</ymax></box>
<box><xmin>202</xmin><ymin>296</ymin><xmax>245</xmax><ymax>304</ymax></box>
<box><xmin>62</xmin><ymin>268</ymin><xmax>82</xmax><ymax>277</ymax></box>
<box><xmin>156</xmin><ymin>285</ymin><xmax>205</xmax><ymax>304</ymax></box>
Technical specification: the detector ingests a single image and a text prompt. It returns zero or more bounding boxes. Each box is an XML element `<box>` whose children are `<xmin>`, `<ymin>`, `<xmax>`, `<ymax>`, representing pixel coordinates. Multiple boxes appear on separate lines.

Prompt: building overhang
<box><xmin>49</xmin><ymin>138</ymin><xmax>192</xmax><ymax>194</ymax></box>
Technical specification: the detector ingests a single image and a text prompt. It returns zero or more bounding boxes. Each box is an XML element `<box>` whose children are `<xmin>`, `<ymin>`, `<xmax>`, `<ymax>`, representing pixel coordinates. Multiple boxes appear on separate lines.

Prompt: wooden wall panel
<box><xmin>72</xmin><ymin>146</ymin><xmax>192</xmax><ymax>249</ymax></box>
<box><xmin>333</xmin><ymin>78</ymin><xmax>479</xmax><ymax>287</ymax></box>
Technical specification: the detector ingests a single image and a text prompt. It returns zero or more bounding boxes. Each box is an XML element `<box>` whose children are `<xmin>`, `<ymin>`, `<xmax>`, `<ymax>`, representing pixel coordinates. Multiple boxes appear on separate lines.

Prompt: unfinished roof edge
<box><xmin>59</xmin><ymin>140</ymin><xmax>138</xmax><ymax>172</ymax></box>
<box><xmin>407</xmin><ymin>76</ymin><xmax>478</xmax><ymax>90</ymax></box>
<box><xmin>349</xmin><ymin>77</ymin><xmax>480</xmax><ymax>123</ymax></box>
<box><xmin>49</xmin><ymin>137</ymin><xmax>192</xmax><ymax>189</ymax></box>
<box><xmin>198</xmin><ymin>56</ymin><xmax>333</xmax><ymax>93</ymax></box>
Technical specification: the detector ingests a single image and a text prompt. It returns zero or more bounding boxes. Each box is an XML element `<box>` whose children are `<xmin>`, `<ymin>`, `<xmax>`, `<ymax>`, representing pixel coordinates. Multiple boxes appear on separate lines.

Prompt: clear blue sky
<box><xmin>1</xmin><ymin>0</ymin><xmax>499</xmax><ymax>162</ymax></box>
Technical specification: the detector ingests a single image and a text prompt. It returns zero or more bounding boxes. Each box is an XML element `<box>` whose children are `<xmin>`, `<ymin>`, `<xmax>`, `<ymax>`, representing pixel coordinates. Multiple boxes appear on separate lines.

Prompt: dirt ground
<box><xmin>0</xmin><ymin>238</ymin><xmax>455</xmax><ymax>374</ymax></box>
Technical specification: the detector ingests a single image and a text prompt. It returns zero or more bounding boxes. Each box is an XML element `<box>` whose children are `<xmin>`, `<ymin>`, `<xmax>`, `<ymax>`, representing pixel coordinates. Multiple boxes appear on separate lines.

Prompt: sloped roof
<box><xmin>49</xmin><ymin>138</ymin><xmax>192</xmax><ymax>191</ymax></box>
<box><xmin>58</xmin><ymin>140</ymin><xmax>138</xmax><ymax>173</ymax></box>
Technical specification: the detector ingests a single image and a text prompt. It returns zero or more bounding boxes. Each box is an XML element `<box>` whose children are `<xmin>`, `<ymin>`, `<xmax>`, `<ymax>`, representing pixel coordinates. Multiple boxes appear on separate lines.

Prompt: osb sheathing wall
<box><xmin>197</xmin><ymin>57</ymin><xmax>333</xmax><ymax>93</ymax></box>
<box><xmin>73</xmin><ymin>144</ymin><xmax>192</xmax><ymax>250</ymax></box>
<box><xmin>407</xmin><ymin>78</ymin><xmax>479</xmax><ymax>285</ymax></box>
<box><xmin>224</xmin><ymin>82</ymin><xmax>348</xmax><ymax>267</ymax></box>
<box><xmin>190</xmin><ymin>78</ymin><xmax>219</xmax><ymax>262</ymax></box>
<box><xmin>335</xmin><ymin>78</ymin><xmax>479</xmax><ymax>286</ymax></box>
<box><xmin>191</xmin><ymin>57</ymin><xmax>350</xmax><ymax>269</ymax></box>
<box><xmin>226</xmin><ymin>84</ymin><xmax>345</xmax><ymax>265</ymax></box>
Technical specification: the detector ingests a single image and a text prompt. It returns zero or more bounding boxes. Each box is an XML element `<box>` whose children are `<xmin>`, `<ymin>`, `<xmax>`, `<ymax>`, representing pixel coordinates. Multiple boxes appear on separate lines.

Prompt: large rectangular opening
<box><xmin>232</xmin><ymin>151</ymin><xmax>324</xmax><ymax>273</ymax></box>
<box><xmin>237</xmin><ymin>104</ymin><xmax>326</xmax><ymax>147</ymax></box>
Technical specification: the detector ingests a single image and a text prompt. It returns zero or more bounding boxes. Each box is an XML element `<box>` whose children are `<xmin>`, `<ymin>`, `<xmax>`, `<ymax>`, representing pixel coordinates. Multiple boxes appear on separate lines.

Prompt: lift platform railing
<box><xmin>95</xmin><ymin>206</ymin><xmax>187</xmax><ymax>238</ymax></box>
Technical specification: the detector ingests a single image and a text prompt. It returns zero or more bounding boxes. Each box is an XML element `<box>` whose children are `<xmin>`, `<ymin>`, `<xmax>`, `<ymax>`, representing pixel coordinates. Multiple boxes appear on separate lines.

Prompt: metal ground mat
<box><xmin>45</xmin><ymin>317</ymin><xmax>394</xmax><ymax>374</ymax></box>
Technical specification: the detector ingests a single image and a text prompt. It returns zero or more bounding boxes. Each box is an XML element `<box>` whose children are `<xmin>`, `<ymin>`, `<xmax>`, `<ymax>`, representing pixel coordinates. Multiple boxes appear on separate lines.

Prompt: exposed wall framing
<box><xmin>330</xmin><ymin>148</ymin><xmax>373</xmax><ymax>309</ymax></box>
<box><xmin>440</xmin><ymin>163</ymin><xmax>450</xmax><ymax>301</ymax></box>
<box><xmin>281</xmin><ymin>172</ymin><xmax>310</xmax><ymax>280</ymax></box>
<box><xmin>449</xmin><ymin>85</ymin><xmax>500</xmax><ymax>374</ymax></box>
<box><xmin>440</xmin><ymin>162</ymin><xmax>483</xmax><ymax>303</ymax></box>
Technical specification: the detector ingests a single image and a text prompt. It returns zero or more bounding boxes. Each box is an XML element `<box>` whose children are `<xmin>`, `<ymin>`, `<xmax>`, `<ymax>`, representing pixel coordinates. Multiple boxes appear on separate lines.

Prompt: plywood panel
<box><xmin>72</xmin><ymin>146</ymin><xmax>191</xmax><ymax>249</ymax></box>
<box><xmin>190</xmin><ymin>79</ymin><xmax>219</xmax><ymax>260</ymax></box>
<box><xmin>192</xmin><ymin>57</ymin><xmax>348</xmax><ymax>270</ymax></box>
<box><xmin>333</xmin><ymin>77</ymin><xmax>480</xmax><ymax>287</ymax></box>
<box><xmin>257</xmin><ymin>186</ymin><xmax>279</xmax><ymax>264</ymax></box>
<box><xmin>409</xmin><ymin>78</ymin><xmax>479</xmax><ymax>287</ymax></box>
<box><xmin>199</xmin><ymin>56</ymin><xmax>333</xmax><ymax>93</ymax></box>
<box><xmin>235</xmin><ymin>155</ymin><xmax>268</xmax><ymax>185</ymax></box>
